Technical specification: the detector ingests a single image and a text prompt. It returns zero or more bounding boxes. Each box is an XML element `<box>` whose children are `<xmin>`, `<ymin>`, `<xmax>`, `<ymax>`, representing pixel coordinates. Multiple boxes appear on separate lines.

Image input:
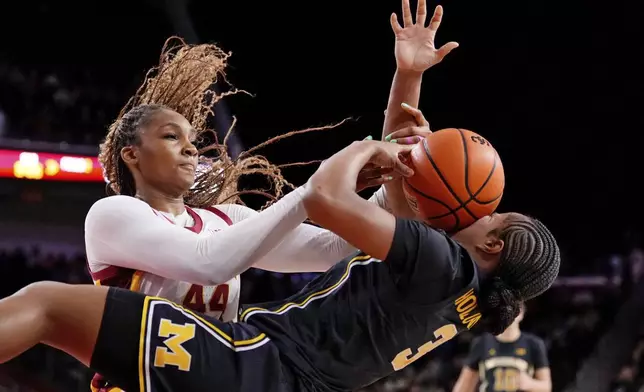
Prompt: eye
<box><xmin>163</xmin><ymin>133</ymin><xmax>178</xmax><ymax>140</ymax></box>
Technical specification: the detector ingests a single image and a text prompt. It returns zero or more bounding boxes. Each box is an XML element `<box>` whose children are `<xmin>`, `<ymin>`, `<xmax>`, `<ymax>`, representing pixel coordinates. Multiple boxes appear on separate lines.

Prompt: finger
<box><xmin>361</xmin><ymin>163</ymin><xmax>378</xmax><ymax>171</ymax></box>
<box><xmin>361</xmin><ymin>174</ymin><xmax>402</xmax><ymax>189</ymax></box>
<box><xmin>401</xmin><ymin>0</ymin><xmax>413</xmax><ymax>27</ymax></box>
<box><xmin>395</xmin><ymin>136</ymin><xmax>424</xmax><ymax>145</ymax></box>
<box><xmin>436</xmin><ymin>41</ymin><xmax>459</xmax><ymax>61</ymax></box>
<box><xmin>401</xmin><ymin>102</ymin><xmax>430</xmax><ymax>127</ymax></box>
<box><xmin>395</xmin><ymin>146</ymin><xmax>415</xmax><ymax>177</ymax></box>
<box><xmin>390</xmin><ymin>13</ymin><xmax>404</xmax><ymax>35</ymax></box>
<box><xmin>386</xmin><ymin>126</ymin><xmax>432</xmax><ymax>142</ymax></box>
<box><xmin>416</xmin><ymin>0</ymin><xmax>428</xmax><ymax>26</ymax></box>
<box><xmin>360</xmin><ymin>167</ymin><xmax>395</xmax><ymax>179</ymax></box>
<box><xmin>429</xmin><ymin>5</ymin><xmax>444</xmax><ymax>33</ymax></box>
<box><xmin>394</xmin><ymin>161</ymin><xmax>415</xmax><ymax>177</ymax></box>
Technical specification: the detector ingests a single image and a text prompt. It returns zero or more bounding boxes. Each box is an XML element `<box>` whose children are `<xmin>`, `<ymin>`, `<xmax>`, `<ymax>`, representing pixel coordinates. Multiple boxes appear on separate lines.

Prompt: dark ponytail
<box><xmin>479</xmin><ymin>216</ymin><xmax>560</xmax><ymax>334</ymax></box>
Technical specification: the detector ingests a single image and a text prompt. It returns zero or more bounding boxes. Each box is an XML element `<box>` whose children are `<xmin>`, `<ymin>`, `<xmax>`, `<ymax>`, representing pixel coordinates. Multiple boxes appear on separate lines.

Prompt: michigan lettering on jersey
<box><xmin>153</xmin><ymin>318</ymin><xmax>196</xmax><ymax>372</ymax></box>
<box><xmin>454</xmin><ymin>288</ymin><xmax>481</xmax><ymax>329</ymax></box>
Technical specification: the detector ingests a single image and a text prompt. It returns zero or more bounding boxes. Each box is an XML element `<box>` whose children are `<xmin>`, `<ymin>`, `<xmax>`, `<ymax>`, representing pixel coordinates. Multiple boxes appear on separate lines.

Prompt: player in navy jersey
<box><xmin>453</xmin><ymin>304</ymin><xmax>551</xmax><ymax>392</ymax></box>
<box><xmin>0</xmin><ymin>132</ymin><xmax>560</xmax><ymax>391</ymax></box>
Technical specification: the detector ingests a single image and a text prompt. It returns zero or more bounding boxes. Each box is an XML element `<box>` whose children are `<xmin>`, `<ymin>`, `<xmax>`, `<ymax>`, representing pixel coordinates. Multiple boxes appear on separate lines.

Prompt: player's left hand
<box><xmin>391</xmin><ymin>0</ymin><xmax>459</xmax><ymax>73</ymax></box>
<box><xmin>385</xmin><ymin>103</ymin><xmax>432</xmax><ymax>144</ymax></box>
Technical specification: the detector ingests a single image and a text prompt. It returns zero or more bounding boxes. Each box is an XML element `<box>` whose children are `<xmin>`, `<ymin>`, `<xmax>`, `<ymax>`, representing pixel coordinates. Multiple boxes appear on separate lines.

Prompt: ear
<box><xmin>120</xmin><ymin>145</ymin><xmax>139</xmax><ymax>166</ymax></box>
<box><xmin>476</xmin><ymin>237</ymin><xmax>504</xmax><ymax>256</ymax></box>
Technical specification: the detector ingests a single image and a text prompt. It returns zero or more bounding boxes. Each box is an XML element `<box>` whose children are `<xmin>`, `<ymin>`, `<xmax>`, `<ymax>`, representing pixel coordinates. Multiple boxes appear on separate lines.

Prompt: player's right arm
<box><xmin>85</xmin><ymin>187</ymin><xmax>308</xmax><ymax>286</ymax></box>
<box><xmin>453</xmin><ymin>337</ymin><xmax>483</xmax><ymax>392</ymax></box>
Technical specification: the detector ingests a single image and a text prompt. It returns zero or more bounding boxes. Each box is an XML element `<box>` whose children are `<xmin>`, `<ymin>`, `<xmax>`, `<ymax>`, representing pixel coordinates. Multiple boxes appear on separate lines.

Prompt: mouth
<box><xmin>178</xmin><ymin>163</ymin><xmax>196</xmax><ymax>172</ymax></box>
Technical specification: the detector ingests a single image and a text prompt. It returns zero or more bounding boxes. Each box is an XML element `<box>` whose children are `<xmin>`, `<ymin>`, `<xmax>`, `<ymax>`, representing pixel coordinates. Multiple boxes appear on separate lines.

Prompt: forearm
<box><xmin>382</xmin><ymin>70</ymin><xmax>423</xmax><ymax>137</ymax></box>
<box><xmin>218</xmin><ymin>200</ymin><xmax>356</xmax><ymax>273</ymax></box>
<box><xmin>382</xmin><ymin>70</ymin><xmax>424</xmax><ymax>218</ymax></box>
<box><xmin>86</xmin><ymin>190</ymin><xmax>308</xmax><ymax>286</ymax></box>
<box><xmin>254</xmin><ymin>223</ymin><xmax>356</xmax><ymax>273</ymax></box>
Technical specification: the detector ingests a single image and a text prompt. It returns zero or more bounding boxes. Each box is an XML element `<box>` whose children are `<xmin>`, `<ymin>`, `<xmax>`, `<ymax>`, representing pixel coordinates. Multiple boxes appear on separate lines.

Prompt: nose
<box><xmin>182</xmin><ymin>141</ymin><xmax>198</xmax><ymax>157</ymax></box>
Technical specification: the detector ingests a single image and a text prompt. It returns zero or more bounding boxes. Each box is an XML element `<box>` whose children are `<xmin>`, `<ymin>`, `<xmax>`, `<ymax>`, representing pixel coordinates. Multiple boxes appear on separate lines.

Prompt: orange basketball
<box><xmin>402</xmin><ymin>128</ymin><xmax>504</xmax><ymax>232</ymax></box>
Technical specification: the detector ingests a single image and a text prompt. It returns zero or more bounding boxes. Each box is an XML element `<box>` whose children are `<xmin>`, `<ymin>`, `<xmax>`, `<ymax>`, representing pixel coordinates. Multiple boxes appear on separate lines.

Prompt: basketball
<box><xmin>402</xmin><ymin>128</ymin><xmax>505</xmax><ymax>232</ymax></box>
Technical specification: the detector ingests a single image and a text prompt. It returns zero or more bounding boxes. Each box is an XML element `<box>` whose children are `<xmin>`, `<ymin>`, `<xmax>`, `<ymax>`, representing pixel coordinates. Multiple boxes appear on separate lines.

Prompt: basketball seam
<box><xmin>422</xmin><ymin>137</ymin><xmax>478</xmax><ymax>221</ymax></box>
<box><xmin>458</xmin><ymin>129</ymin><xmax>503</xmax><ymax>204</ymax></box>
<box><xmin>404</xmin><ymin>179</ymin><xmax>460</xmax><ymax>233</ymax></box>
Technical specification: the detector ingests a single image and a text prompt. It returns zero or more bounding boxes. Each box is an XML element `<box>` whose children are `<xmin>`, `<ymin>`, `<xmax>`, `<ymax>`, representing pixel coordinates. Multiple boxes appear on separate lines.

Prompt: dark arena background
<box><xmin>0</xmin><ymin>0</ymin><xmax>643</xmax><ymax>391</ymax></box>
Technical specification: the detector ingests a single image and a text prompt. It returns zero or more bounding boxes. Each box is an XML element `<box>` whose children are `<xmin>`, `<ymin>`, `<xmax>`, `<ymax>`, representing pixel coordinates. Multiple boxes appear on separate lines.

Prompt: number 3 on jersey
<box><xmin>182</xmin><ymin>284</ymin><xmax>229</xmax><ymax>315</ymax></box>
<box><xmin>391</xmin><ymin>324</ymin><xmax>458</xmax><ymax>371</ymax></box>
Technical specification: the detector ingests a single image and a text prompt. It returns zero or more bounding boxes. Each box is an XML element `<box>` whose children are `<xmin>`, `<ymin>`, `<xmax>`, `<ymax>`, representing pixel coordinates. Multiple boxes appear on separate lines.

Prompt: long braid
<box><xmin>479</xmin><ymin>217</ymin><xmax>561</xmax><ymax>335</ymax></box>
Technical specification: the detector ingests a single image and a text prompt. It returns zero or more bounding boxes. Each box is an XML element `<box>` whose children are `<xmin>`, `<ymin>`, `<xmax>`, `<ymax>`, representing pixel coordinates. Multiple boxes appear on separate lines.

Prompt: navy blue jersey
<box><xmin>240</xmin><ymin>218</ymin><xmax>483</xmax><ymax>391</ymax></box>
<box><xmin>466</xmin><ymin>333</ymin><xmax>549</xmax><ymax>392</ymax></box>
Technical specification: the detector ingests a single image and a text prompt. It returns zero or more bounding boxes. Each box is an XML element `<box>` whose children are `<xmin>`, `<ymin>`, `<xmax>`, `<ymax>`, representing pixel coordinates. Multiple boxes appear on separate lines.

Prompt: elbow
<box><xmin>191</xmin><ymin>260</ymin><xmax>238</xmax><ymax>287</ymax></box>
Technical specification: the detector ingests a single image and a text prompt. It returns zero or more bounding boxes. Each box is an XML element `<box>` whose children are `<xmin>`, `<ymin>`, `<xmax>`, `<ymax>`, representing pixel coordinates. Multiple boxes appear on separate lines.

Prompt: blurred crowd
<box><xmin>0</xmin><ymin>61</ymin><xmax>128</xmax><ymax>145</ymax></box>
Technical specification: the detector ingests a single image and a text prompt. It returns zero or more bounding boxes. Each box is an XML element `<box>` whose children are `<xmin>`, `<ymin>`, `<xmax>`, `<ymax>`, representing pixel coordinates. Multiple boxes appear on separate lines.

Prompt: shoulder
<box><xmin>85</xmin><ymin>195</ymin><xmax>153</xmax><ymax>229</ymax></box>
<box><xmin>523</xmin><ymin>333</ymin><xmax>547</xmax><ymax>348</ymax></box>
<box><xmin>88</xmin><ymin>195</ymin><xmax>148</xmax><ymax>215</ymax></box>
<box><xmin>522</xmin><ymin>332</ymin><xmax>544</xmax><ymax>343</ymax></box>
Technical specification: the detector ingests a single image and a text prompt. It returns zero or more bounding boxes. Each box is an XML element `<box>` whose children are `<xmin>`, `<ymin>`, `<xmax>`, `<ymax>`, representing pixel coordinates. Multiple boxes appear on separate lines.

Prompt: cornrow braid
<box><xmin>99</xmin><ymin>104</ymin><xmax>167</xmax><ymax>196</ymax></box>
<box><xmin>479</xmin><ymin>216</ymin><xmax>560</xmax><ymax>335</ymax></box>
<box><xmin>100</xmin><ymin>37</ymin><xmax>344</xmax><ymax>209</ymax></box>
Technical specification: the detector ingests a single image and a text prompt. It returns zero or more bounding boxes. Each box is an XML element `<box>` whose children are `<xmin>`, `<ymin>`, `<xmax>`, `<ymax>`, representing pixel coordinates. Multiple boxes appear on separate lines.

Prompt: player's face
<box><xmin>125</xmin><ymin>109</ymin><xmax>199</xmax><ymax>195</ymax></box>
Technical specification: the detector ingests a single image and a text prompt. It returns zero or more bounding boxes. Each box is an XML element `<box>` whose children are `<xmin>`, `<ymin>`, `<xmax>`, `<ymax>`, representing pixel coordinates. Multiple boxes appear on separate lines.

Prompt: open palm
<box><xmin>391</xmin><ymin>0</ymin><xmax>459</xmax><ymax>72</ymax></box>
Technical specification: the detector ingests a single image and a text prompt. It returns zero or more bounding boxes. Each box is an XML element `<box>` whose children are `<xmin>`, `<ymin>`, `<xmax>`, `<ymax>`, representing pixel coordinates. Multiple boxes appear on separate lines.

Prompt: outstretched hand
<box><xmin>391</xmin><ymin>0</ymin><xmax>459</xmax><ymax>72</ymax></box>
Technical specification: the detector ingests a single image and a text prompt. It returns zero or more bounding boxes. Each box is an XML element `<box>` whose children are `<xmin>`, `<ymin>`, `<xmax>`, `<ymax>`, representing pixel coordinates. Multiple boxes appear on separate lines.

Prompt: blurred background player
<box><xmin>453</xmin><ymin>303</ymin><xmax>552</xmax><ymax>392</ymax></box>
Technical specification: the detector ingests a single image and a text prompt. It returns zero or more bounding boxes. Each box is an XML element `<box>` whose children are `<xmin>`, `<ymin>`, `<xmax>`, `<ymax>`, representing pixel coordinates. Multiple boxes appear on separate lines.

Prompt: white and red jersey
<box><xmin>87</xmin><ymin>204</ymin><xmax>241</xmax><ymax>321</ymax></box>
<box><xmin>84</xmin><ymin>187</ymin><xmax>367</xmax><ymax>321</ymax></box>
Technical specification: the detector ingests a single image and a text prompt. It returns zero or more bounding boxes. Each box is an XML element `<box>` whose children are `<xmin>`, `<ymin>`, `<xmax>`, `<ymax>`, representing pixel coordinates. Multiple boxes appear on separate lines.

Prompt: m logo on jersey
<box><xmin>153</xmin><ymin>319</ymin><xmax>196</xmax><ymax>372</ymax></box>
<box><xmin>454</xmin><ymin>288</ymin><xmax>481</xmax><ymax>329</ymax></box>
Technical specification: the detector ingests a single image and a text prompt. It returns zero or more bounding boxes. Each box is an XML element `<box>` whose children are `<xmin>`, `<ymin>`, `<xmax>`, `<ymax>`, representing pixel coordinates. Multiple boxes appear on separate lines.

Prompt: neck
<box><xmin>496</xmin><ymin>324</ymin><xmax>521</xmax><ymax>342</ymax></box>
<box><xmin>135</xmin><ymin>188</ymin><xmax>186</xmax><ymax>216</ymax></box>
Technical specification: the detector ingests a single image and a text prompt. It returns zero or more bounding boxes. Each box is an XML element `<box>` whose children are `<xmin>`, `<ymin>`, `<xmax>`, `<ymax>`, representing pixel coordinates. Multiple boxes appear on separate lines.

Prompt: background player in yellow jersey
<box><xmin>453</xmin><ymin>304</ymin><xmax>552</xmax><ymax>392</ymax></box>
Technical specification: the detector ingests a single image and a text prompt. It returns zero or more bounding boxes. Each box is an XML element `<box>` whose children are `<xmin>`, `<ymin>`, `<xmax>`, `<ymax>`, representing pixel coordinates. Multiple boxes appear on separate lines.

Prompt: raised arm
<box><xmin>85</xmin><ymin>188</ymin><xmax>308</xmax><ymax>286</ymax></box>
<box><xmin>381</xmin><ymin>0</ymin><xmax>458</xmax><ymax>218</ymax></box>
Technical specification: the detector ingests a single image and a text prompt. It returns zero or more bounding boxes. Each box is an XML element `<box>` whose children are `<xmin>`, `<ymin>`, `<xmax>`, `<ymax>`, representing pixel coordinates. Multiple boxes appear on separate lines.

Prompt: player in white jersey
<box><xmin>84</xmin><ymin>39</ymin><xmax>396</xmax><ymax>392</ymax></box>
<box><xmin>85</xmin><ymin>191</ymin><xmax>363</xmax><ymax>322</ymax></box>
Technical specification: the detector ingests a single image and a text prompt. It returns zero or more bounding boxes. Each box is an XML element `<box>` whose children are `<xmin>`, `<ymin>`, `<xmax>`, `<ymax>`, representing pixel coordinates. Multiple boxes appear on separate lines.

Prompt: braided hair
<box><xmin>100</xmin><ymin>37</ymin><xmax>342</xmax><ymax>208</ymax></box>
<box><xmin>479</xmin><ymin>216</ymin><xmax>560</xmax><ymax>335</ymax></box>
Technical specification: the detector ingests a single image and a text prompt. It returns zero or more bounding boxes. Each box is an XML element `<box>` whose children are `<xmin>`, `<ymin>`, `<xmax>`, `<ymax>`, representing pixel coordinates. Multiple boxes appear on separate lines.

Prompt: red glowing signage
<box><xmin>0</xmin><ymin>149</ymin><xmax>104</xmax><ymax>182</ymax></box>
